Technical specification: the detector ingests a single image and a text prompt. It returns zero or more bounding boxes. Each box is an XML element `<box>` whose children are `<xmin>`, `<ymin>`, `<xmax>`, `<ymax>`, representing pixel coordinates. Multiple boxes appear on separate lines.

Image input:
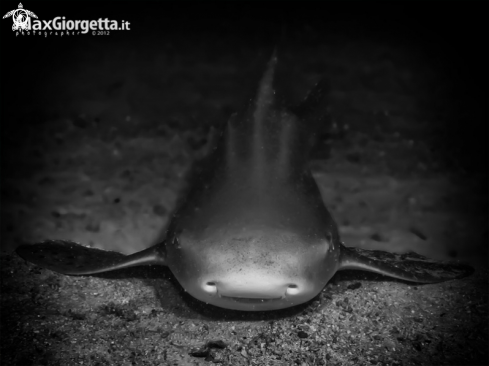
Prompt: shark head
<box><xmin>165</xmin><ymin>172</ymin><xmax>342</xmax><ymax>310</ymax></box>
<box><xmin>167</xmin><ymin>218</ymin><xmax>340</xmax><ymax>311</ymax></box>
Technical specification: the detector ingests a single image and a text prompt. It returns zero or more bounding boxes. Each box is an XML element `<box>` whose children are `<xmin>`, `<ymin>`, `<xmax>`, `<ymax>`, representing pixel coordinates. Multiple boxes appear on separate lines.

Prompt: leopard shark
<box><xmin>16</xmin><ymin>54</ymin><xmax>469</xmax><ymax>311</ymax></box>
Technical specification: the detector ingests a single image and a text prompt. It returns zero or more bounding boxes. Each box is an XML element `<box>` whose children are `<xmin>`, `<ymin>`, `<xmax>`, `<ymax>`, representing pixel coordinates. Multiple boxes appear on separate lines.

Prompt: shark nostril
<box><xmin>286</xmin><ymin>284</ymin><xmax>299</xmax><ymax>295</ymax></box>
<box><xmin>203</xmin><ymin>281</ymin><xmax>218</xmax><ymax>295</ymax></box>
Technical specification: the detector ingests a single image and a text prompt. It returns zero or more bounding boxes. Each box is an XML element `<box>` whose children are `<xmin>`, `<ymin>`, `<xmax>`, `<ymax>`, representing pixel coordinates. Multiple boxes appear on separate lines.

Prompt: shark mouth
<box><xmin>220</xmin><ymin>295</ymin><xmax>284</xmax><ymax>304</ymax></box>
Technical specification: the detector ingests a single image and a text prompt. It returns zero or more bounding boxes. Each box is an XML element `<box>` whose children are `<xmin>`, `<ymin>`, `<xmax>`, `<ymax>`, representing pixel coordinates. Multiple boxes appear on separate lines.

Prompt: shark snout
<box><xmin>185</xmin><ymin>271</ymin><xmax>317</xmax><ymax>311</ymax></box>
<box><xmin>201</xmin><ymin>278</ymin><xmax>301</xmax><ymax>299</ymax></box>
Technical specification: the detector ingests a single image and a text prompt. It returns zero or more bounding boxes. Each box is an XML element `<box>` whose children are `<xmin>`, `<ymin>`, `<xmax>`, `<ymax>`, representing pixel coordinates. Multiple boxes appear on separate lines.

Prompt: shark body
<box><xmin>16</xmin><ymin>54</ymin><xmax>469</xmax><ymax>311</ymax></box>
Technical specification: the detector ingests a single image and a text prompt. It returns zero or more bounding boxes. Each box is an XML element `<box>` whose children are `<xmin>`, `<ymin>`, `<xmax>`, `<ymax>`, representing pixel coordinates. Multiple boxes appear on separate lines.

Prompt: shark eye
<box><xmin>324</xmin><ymin>232</ymin><xmax>335</xmax><ymax>253</ymax></box>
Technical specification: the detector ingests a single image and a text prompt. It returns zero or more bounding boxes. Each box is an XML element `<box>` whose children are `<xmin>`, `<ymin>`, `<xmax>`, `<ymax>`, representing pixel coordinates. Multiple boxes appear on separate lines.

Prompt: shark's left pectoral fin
<box><xmin>338</xmin><ymin>243</ymin><xmax>474</xmax><ymax>283</ymax></box>
<box><xmin>16</xmin><ymin>240</ymin><xmax>167</xmax><ymax>275</ymax></box>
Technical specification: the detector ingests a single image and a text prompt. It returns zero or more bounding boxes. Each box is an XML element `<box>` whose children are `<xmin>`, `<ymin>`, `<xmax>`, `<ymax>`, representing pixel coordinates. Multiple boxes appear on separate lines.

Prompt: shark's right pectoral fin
<box><xmin>16</xmin><ymin>240</ymin><xmax>167</xmax><ymax>275</ymax></box>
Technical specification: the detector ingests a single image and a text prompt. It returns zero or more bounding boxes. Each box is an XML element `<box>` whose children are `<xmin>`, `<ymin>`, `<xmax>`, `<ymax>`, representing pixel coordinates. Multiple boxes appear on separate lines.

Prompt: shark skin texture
<box><xmin>16</xmin><ymin>54</ymin><xmax>473</xmax><ymax>311</ymax></box>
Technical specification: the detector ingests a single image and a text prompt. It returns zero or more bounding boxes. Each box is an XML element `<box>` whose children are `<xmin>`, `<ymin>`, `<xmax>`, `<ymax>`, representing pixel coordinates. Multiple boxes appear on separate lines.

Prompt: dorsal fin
<box><xmin>223</xmin><ymin>52</ymin><xmax>330</xmax><ymax>182</ymax></box>
<box><xmin>253</xmin><ymin>50</ymin><xmax>278</xmax><ymax>131</ymax></box>
<box><xmin>251</xmin><ymin>51</ymin><xmax>278</xmax><ymax>181</ymax></box>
